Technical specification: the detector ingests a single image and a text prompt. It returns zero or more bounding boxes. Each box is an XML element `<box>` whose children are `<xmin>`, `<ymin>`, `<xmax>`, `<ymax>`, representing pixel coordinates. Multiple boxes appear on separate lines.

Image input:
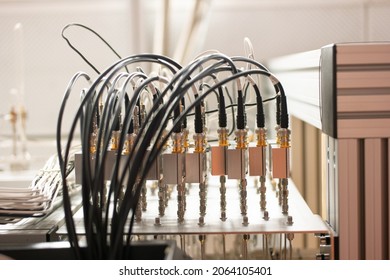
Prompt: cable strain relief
<box><xmin>236</xmin><ymin>90</ymin><xmax>246</xmax><ymax>129</ymax></box>
<box><xmin>256</xmin><ymin>113</ymin><xmax>265</xmax><ymax>128</ymax></box>
<box><xmin>236</xmin><ymin>113</ymin><xmax>246</xmax><ymax>130</ymax></box>
<box><xmin>194</xmin><ymin>105</ymin><xmax>203</xmax><ymax>133</ymax></box>
<box><xmin>219</xmin><ymin>112</ymin><xmax>227</xmax><ymax>128</ymax></box>
<box><xmin>256</xmin><ymin>95</ymin><xmax>265</xmax><ymax>128</ymax></box>
<box><xmin>113</xmin><ymin>114</ymin><xmax>120</xmax><ymax>131</ymax></box>
<box><xmin>127</xmin><ymin>121</ymin><xmax>134</xmax><ymax>134</ymax></box>
<box><xmin>218</xmin><ymin>93</ymin><xmax>227</xmax><ymax>127</ymax></box>
<box><xmin>183</xmin><ymin>115</ymin><xmax>187</xmax><ymax>129</ymax></box>
<box><xmin>173</xmin><ymin>104</ymin><xmax>182</xmax><ymax>133</ymax></box>
<box><xmin>280</xmin><ymin>95</ymin><xmax>289</xmax><ymax>128</ymax></box>
<box><xmin>276</xmin><ymin>95</ymin><xmax>281</xmax><ymax>126</ymax></box>
<box><xmin>281</xmin><ymin>113</ymin><xmax>289</xmax><ymax>129</ymax></box>
<box><xmin>172</xmin><ymin>121</ymin><xmax>182</xmax><ymax>133</ymax></box>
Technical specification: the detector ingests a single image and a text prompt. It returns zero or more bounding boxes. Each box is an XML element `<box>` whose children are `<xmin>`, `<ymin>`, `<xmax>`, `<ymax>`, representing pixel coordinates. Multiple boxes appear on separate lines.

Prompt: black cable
<box><xmin>61</xmin><ymin>23</ymin><xmax>129</xmax><ymax>74</ymax></box>
<box><xmin>199</xmin><ymin>83</ymin><xmax>226</xmax><ymax>129</ymax></box>
<box><xmin>109</xmin><ymin>75</ymin><xmax>163</xmax><ymax>226</ymax></box>
<box><xmin>111</xmin><ymin>101</ymin><xmax>168</xmax><ymax>258</ymax></box>
<box><xmin>280</xmin><ymin>94</ymin><xmax>289</xmax><ymax>129</ymax></box>
<box><xmin>276</xmin><ymin>95</ymin><xmax>281</xmax><ymax>127</ymax></box>
<box><xmin>166</xmin><ymin>57</ymin><xmax>239</xmax><ymax>137</ymax></box>
<box><xmin>197</xmin><ymin>80</ymin><xmax>235</xmax><ymax>136</ymax></box>
<box><xmin>56</xmin><ymin>71</ymin><xmax>91</xmax><ymax>259</ymax></box>
<box><xmin>224</xmin><ymin>86</ymin><xmax>236</xmax><ymax>136</ymax></box>
<box><xmin>253</xmin><ymin>84</ymin><xmax>265</xmax><ymax>128</ymax></box>
<box><xmin>57</xmin><ymin>50</ymin><xmax>288</xmax><ymax>260</ymax></box>
<box><xmin>110</xmin><ymin>60</ymin><xmax>210</xmax><ymax>256</ymax></box>
<box><xmin>58</xmin><ymin>54</ymin><xmax>183</xmax><ymax>259</ymax></box>
<box><xmin>172</xmin><ymin>54</ymin><xmax>238</xmax><ymax>134</ymax></box>
<box><xmin>263</xmin><ymin>95</ymin><xmax>278</xmax><ymax>103</ymax></box>
<box><xmin>109</xmin><ymin>75</ymin><xmax>174</xmax><ymax>258</ymax></box>
<box><xmin>231</xmin><ymin>56</ymin><xmax>271</xmax><ymax>73</ymax></box>
<box><xmin>236</xmin><ymin>89</ymin><xmax>246</xmax><ymax>129</ymax></box>
<box><xmin>136</xmin><ymin>68</ymin><xmax>273</xmax><ymax>194</ymax></box>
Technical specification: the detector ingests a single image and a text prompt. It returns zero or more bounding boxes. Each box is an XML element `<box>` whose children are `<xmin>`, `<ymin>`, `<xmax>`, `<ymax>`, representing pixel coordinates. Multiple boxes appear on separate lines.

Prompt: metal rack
<box><xmin>55</xmin><ymin>172</ymin><xmax>329</xmax><ymax>259</ymax></box>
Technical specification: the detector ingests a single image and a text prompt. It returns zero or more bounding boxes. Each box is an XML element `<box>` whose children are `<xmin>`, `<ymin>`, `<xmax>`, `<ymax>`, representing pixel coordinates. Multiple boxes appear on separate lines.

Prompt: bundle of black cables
<box><xmin>57</xmin><ymin>24</ymin><xmax>289</xmax><ymax>260</ymax></box>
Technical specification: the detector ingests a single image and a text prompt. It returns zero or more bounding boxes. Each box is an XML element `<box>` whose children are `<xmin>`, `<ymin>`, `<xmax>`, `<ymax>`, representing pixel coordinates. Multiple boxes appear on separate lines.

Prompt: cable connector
<box><xmin>235</xmin><ymin>129</ymin><xmax>247</xmax><ymax>149</ymax></box>
<box><xmin>158</xmin><ymin>128</ymin><xmax>170</xmax><ymax>151</ymax></box>
<box><xmin>171</xmin><ymin>132</ymin><xmax>184</xmax><ymax>154</ymax></box>
<box><xmin>278</xmin><ymin>128</ymin><xmax>290</xmax><ymax>148</ymax></box>
<box><xmin>110</xmin><ymin>130</ymin><xmax>120</xmax><ymax>151</ymax></box>
<box><xmin>89</xmin><ymin>133</ymin><xmax>97</xmax><ymax>154</ymax></box>
<box><xmin>123</xmin><ymin>133</ymin><xmax>137</xmax><ymax>155</ymax></box>
<box><xmin>193</xmin><ymin>132</ymin><xmax>206</xmax><ymax>153</ymax></box>
<box><xmin>185</xmin><ymin>133</ymin><xmax>207</xmax><ymax>183</ymax></box>
<box><xmin>255</xmin><ymin>127</ymin><xmax>267</xmax><ymax>147</ymax></box>
<box><xmin>133</xmin><ymin>105</ymin><xmax>140</xmax><ymax>134</ymax></box>
<box><xmin>183</xmin><ymin>128</ymin><xmax>190</xmax><ymax>151</ymax></box>
<box><xmin>217</xmin><ymin>127</ymin><xmax>229</xmax><ymax>147</ymax></box>
<box><xmin>275</xmin><ymin>125</ymin><xmax>281</xmax><ymax>144</ymax></box>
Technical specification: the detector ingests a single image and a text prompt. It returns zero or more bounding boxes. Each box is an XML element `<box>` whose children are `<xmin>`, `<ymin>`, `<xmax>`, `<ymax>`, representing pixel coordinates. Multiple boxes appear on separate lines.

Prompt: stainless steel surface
<box><xmin>55</xmin><ymin>176</ymin><xmax>328</xmax><ymax>236</ymax></box>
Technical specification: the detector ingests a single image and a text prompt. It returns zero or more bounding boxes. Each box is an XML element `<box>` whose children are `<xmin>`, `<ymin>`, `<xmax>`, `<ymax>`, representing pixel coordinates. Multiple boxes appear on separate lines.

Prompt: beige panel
<box><xmin>337</xmin><ymin>118</ymin><xmax>390</xmax><ymax>139</ymax></box>
<box><xmin>337</xmin><ymin>43</ymin><xmax>390</xmax><ymax>65</ymax></box>
<box><xmin>290</xmin><ymin>116</ymin><xmax>305</xmax><ymax>249</ymax></box>
<box><xmin>320</xmin><ymin>133</ymin><xmax>327</xmax><ymax>220</ymax></box>
<box><xmin>337</xmin><ymin>95</ymin><xmax>390</xmax><ymax>113</ymax></box>
<box><xmin>303</xmin><ymin>124</ymin><xmax>320</xmax><ymax>214</ymax></box>
<box><xmin>290</xmin><ymin>116</ymin><xmax>304</xmax><ymax>191</ymax></box>
<box><xmin>364</xmin><ymin>139</ymin><xmax>388</xmax><ymax>259</ymax></box>
<box><xmin>291</xmin><ymin>117</ymin><xmax>323</xmax><ymax>250</ymax></box>
<box><xmin>337</xmin><ymin>71</ymin><xmax>390</xmax><ymax>89</ymax></box>
<box><xmin>329</xmin><ymin>137</ymin><xmax>339</xmax><ymax>233</ymax></box>
<box><xmin>304</xmin><ymin>123</ymin><xmax>321</xmax><ymax>249</ymax></box>
<box><xmin>338</xmin><ymin>139</ymin><xmax>362</xmax><ymax>260</ymax></box>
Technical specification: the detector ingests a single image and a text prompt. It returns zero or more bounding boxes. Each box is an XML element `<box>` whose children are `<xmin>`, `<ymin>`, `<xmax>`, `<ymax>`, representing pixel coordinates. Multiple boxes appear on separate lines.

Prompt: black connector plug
<box><xmin>113</xmin><ymin>96</ymin><xmax>121</xmax><ymax>131</ymax></box>
<box><xmin>256</xmin><ymin>95</ymin><xmax>265</xmax><ymax>128</ymax></box>
<box><xmin>172</xmin><ymin>104</ymin><xmax>182</xmax><ymax>133</ymax></box>
<box><xmin>218</xmin><ymin>88</ymin><xmax>227</xmax><ymax>128</ymax></box>
<box><xmin>276</xmin><ymin>95</ymin><xmax>281</xmax><ymax>127</ymax></box>
<box><xmin>280</xmin><ymin>95</ymin><xmax>289</xmax><ymax>129</ymax></box>
<box><xmin>236</xmin><ymin>90</ymin><xmax>246</xmax><ymax>130</ymax></box>
<box><xmin>194</xmin><ymin>105</ymin><xmax>203</xmax><ymax>133</ymax></box>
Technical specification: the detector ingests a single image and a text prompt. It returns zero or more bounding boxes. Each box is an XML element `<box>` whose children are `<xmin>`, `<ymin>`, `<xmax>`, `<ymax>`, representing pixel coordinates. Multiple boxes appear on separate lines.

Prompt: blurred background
<box><xmin>1</xmin><ymin>0</ymin><xmax>389</xmax><ymax>137</ymax></box>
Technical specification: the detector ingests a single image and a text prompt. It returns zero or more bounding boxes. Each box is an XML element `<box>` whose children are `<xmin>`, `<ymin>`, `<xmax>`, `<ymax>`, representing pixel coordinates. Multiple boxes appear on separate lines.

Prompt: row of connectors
<box><xmin>74</xmin><ymin>134</ymin><xmax>208</xmax><ymax>186</ymax></box>
<box><xmin>74</xmin><ymin>126</ymin><xmax>291</xmax><ymax>220</ymax></box>
<box><xmin>210</xmin><ymin>127</ymin><xmax>290</xmax><ymax>181</ymax></box>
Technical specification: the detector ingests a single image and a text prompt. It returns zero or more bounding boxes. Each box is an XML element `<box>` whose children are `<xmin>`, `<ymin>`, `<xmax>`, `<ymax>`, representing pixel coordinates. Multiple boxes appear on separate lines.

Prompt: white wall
<box><xmin>202</xmin><ymin>0</ymin><xmax>390</xmax><ymax>60</ymax></box>
<box><xmin>0</xmin><ymin>0</ymin><xmax>134</xmax><ymax>138</ymax></box>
